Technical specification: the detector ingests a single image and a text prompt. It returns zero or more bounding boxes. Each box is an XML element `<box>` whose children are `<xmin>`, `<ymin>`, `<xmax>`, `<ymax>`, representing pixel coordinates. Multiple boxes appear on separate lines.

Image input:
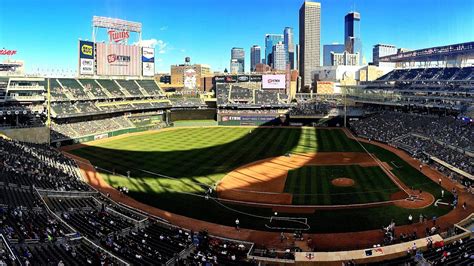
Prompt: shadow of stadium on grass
<box><xmin>57</xmin><ymin>124</ymin><xmax>454</xmax><ymax>237</ymax></box>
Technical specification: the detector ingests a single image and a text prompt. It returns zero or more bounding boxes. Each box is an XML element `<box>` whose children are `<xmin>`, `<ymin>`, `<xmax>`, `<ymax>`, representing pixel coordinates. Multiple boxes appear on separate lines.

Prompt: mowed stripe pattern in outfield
<box><xmin>284</xmin><ymin>165</ymin><xmax>400</xmax><ymax>205</ymax></box>
<box><xmin>71</xmin><ymin>127</ymin><xmax>364</xmax><ymax>196</ymax></box>
<box><xmin>68</xmin><ymin>127</ymin><xmax>455</xmax><ymax>234</ymax></box>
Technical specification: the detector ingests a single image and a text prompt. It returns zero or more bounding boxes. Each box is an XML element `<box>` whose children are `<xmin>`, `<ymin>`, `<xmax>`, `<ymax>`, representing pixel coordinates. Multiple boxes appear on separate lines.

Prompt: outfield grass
<box><xmin>285</xmin><ymin>165</ymin><xmax>400</xmax><ymax>205</ymax></box>
<box><xmin>71</xmin><ymin>127</ymin><xmax>363</xmax><ymax>196</ymax></box>
<box><xmin>71</xmin><ymin>127</ymin><xmax>453</xmax><ymax>233</ymax></box>
<box><xmin>172</xmin><ymin>120</ymin><xmax>218</xmax><ymax>127</ymax></box>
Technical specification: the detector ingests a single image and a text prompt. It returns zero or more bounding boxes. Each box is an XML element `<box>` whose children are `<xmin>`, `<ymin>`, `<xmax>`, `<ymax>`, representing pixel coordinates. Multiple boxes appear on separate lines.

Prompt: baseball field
<box><xmin>69</xmin><ymin>127</ymin><xmax>453</xmax><ymax>233</ymax></box>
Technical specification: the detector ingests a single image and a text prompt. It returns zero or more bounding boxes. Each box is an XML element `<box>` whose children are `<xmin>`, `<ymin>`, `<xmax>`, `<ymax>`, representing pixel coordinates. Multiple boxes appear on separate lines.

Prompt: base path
<box><xmin>217</xmin><ymin>152</ymin><xmax>378</xmax><ymax>205</ymax></box>
<box><xmin>63</xmin><ymin>127</ymin><xmax>474</xmax><ymax>252</ymax></box>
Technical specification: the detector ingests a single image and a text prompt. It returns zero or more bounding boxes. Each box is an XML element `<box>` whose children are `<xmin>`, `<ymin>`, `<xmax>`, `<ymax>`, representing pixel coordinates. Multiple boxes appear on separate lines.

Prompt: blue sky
<box><xmin>1</xmin><ymin>0</ymin><xmax>473</xmax><ymax>74</ymax></box>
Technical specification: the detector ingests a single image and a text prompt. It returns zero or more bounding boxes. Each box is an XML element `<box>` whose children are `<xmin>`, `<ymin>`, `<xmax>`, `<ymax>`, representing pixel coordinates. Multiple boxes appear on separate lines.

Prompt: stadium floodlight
<box><xmin>92</xmin><ymin>16</ymin><xmax>142</xmax><ymax>33</ymax></box>
<box><xmin>92</xmin><ymin>16</ymin><xmax>142</xmax><ymax>44</ymax></box>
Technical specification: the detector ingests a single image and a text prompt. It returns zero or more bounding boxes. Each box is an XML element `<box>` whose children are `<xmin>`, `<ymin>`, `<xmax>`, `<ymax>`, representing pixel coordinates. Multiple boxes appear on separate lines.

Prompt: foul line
<box><xmin>343</xmin><ymin>128</ymin><xmax>411</xmax><ymax>196</ymax></box>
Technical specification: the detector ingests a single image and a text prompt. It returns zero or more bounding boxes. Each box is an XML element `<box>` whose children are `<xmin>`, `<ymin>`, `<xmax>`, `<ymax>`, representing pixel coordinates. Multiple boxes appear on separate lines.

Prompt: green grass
<box><xmin>71</xmin><ymin>127</ymin><xmax>453</xmax><ymax>233</ymax></box>
<box><xmin>285</xmin><ymin>165</ymin><xmax>400</xmax><ymax>205</ymax></box>
<box><xmin>72</xmin><ymin>127</ymin><xmax>363</xmax><ymax>196</ymax></box>
<box><xmin>172</xmin><ymin>120</ymin><xmax>218</xmax><ymax>127</ymax></box>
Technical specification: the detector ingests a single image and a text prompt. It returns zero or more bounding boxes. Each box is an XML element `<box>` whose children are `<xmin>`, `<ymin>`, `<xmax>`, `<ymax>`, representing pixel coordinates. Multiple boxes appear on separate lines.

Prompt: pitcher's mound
<box><xmin>332</xmin><ymin>178</ymin><xmax>355</xmax><ymax>187</ymax></box>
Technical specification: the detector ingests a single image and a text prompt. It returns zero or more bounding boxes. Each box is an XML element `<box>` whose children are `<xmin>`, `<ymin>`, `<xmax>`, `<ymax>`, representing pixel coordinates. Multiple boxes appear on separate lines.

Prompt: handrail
<box><xmin>0</xmin><ymin>233</ymin><xmax>19</xmax><ymax>264</ymax></box>
<box><xmin>33</xmin><ymin>187</ymin><xmax>130</xmax><ymax>265</ymax></box>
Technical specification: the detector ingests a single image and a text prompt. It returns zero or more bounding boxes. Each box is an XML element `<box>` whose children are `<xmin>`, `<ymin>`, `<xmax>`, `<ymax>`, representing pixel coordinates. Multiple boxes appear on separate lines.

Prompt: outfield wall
<box><xmin>169</xmin><ymin>109</ymin><xmax>216</xmax><ymax>122</ymax></box>
<box><xmin>0</xmin><ymin>126</ymin><xmax>50</xmax><ymax>144</ymax></box>
<box><xmin>217</xmin><ymin>113</ymin><xmax>285</xmax><ymax>126</ymax></box>
<box><xmin>52</xmin><ymin>126</ymin><xmax>155</xmax><ymax>147</ymax></box>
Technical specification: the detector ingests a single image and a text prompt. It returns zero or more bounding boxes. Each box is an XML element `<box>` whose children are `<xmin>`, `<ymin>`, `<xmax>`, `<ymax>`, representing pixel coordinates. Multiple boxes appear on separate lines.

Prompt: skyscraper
<box><xmin>230</xmin><ymin>59</ymin><xmax>240</xmax><ymax>74</ymax></box>
<box><xmin>250</xmin><ymin>45</ymin><xmax>261</xmax><ymax>72</ymax></box>
<box><xmin>265</xmin><ymin>34</ymin><xmax>283</xmax><ymax>68</ymax></box>
<box><xmin>296</xmin><ymin>44</ymin><xmax>300</xmax><ymax>71</ymax></box>
<box><xmin>230</xmin><ymin>47</ymin><xmax>245</xmax><ymax>73</ymax></box>
<box><xmin>299</xmin><ymin>1</ymin><xmax>321</xmax><ymax>89</ymax></box>
<box><xmin>330</xmin><ymin>51</ymin><xmax>359</xmax><ymax>66</ymax></box>
<box><xmin>323</xmin><ymin>43</ymin><xmax>345</xmax><ymax>66</ymax></box>
<box><xmin>344</xmin><ymin>11</ymin><xmax>362</xmax><ymax>65</ymax></box>
<box><xmin>272</xmin><ymin>42</ymin><xmax>286</xmax><ymax>71</ymax></box>
<box><xmin>284</xmin><ymin>27</ymin><xmax>295</xmax><ymax>69</ymax></box>
<box><xmin>373</xmin><ymin>44</ymin><xmax>397</xmax><ymax>67</ymax></box>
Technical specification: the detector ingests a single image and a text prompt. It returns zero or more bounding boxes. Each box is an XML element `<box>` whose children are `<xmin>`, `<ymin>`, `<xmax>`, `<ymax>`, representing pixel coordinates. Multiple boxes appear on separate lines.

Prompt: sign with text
<box><xmin>79</xmin><ymin>40</ymin><xmax>95</xmax><ymax>75</ymax></box>
<box><xmin>262</xmin><ymin>74</ymin><xmax>286</xmax><ymax>89</ymax></box>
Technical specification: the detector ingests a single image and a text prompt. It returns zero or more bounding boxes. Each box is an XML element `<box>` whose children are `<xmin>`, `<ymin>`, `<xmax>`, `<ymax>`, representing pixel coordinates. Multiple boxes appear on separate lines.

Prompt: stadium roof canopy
<box><xmin>379</xmin><ymin>41</ymin><xmax>474</xmax><ymax>62</ymax></box>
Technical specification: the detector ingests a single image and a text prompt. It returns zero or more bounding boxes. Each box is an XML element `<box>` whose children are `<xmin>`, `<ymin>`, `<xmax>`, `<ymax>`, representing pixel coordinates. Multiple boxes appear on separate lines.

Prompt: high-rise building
<box><xmin>250</xmin><ymin>45</ymin><xmax>261</xmax><ymax>72</ymax></box>
<box><xmin>284</xmin><ymin>27</ymin><xmax>295</xmax><ymax>69</ymax></box>
<box><xmin>265</xmin><ymin>34</ymin><xmax>284</xmax><ymax>68</ymax></box>
<box><xmin>170</xmin><ymin>64</ymin><xmax>211</xmax><ymax>87</ymax></box>
<box><xmin>296</xmin><ymin>44</ymin><xmax>300</xmax><ymax>71</ymax></box>
<box><xmin>272</xmin><ymin>42</ymin><xmax>286</xmax><ymax>71</ymax></box>
<box><xmin>323</xmin><ymin>43</ymin><xmax>345</xmax><ymax>66</ymax></box>
<box><xmin>230</xmin><ymin>47</ymin><xmax>245</xmax><ymax>73</ymax></box>
<box><xmin>299</xmin><ymin>1</ymin><xmax>321</xmax><ymax>88</ymax></box>
<box><xmin>255</xmin><ymin>63</ymin><xmax>272</xmax><ymax>73</ymax></box>
<box><xmin>330</xmin><ymin>51</ymin><xmax>359</xmax><ymax>66</ymax></box>
<box><xmin>373</xmin><ymin>44</ymin><xmax>397</xmax><ymax>67</ymax></box>
<box><xmin>230</xmin><ymin>59</ymin><xmax>241</xmax><ymax>74</ymax></box>
<box><xmin>344</xmin><ymin>12</ymin><xmax>362</xmax><ymax>65</ymax></box>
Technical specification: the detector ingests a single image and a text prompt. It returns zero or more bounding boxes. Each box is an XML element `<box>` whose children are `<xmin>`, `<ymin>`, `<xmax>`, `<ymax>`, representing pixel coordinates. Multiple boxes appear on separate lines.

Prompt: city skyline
<box><xmin>1</xmin><ymin>0</ymin><xmax>473</xmax><ymax>74</ymax></box>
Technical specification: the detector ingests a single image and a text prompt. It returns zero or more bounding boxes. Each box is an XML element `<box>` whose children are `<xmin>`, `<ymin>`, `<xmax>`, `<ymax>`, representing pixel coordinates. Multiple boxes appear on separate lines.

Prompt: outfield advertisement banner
<box><xmin>262</xmin><ymin>74</ymin><xmax>286</xmax><ymax>89</ymax></box>
<box><xmin>221</xmin><ymin>116</ymin><xmax>276</xmax><ymax>121</ymax></box>
<box><xmin>94</xmin><ymin>133</ymin><xmax>108</xmax><ymax>140</ymax></box>
<box><xmin>96</xmin><ymin>42</ymin><xmax>141</xmax><ymax>76</ymax></box>
<box><xmin>214</xmin><ymin>75</ymin><xmax>263</xmax><ymax>83</ymax></box>
<box><xmin>250</xmin><ymin>75</ymin><xmax>262</xmax><ymax>82</ymax></box>
<box><xmin>79</xmin><ymin>40</ymin><xmax>95</xmax><ymax>75</ymax></box>
<box><xmin>142</xmin><ymin>47</ymin><xmax>155</xmax><ymax>77</ymax></box>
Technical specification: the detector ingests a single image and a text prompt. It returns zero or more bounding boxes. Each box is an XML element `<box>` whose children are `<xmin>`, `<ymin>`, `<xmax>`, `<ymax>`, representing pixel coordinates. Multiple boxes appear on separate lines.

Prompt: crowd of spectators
<box><xmin>376</xmin><ymin>67</ymin><xmax>474</xmax><ymax>82</ymax></box>
<box><xmin>399</xmin><ymin>135</ymin><xmax>473</xmax><ymax>175</ymax></box>
<box><xmin>374</xmin><ymin>237</ymin><xmax>474</xmax><ymax>265</ymax></box>
<box><xmin>1</xmin><ymin>206</ymin><xmax>67</xmax><ymax>241</ymax></box>
<box><xmin>290</xmin><ymin>101</ymin><xmax>336</xmax><ymax>116</ymax></box>
<box><xmin>51</xmin><ymin>100</ymin><xmax>171</xmax><ymax>118</ymax></box>
<box><xmin>181</xmin><ymin>230</ymin><xmax>253</xmax><ymax>265</ymax></box>
<box><xmin>169</xmin><ymin>96</ymin><xmax>206</xmax><ymax>108</ymax></box>
<box><xmin>216</xmin><ymin>84</ymin><xmax>291</xmax><ymax>108</ymax></box>
<box><xmin>51</xmin><ymin>116</ymin><xmax>135</xmax><ymax>141</ymax></box>
<box><xmin>0</xmin><ymin>136</ymin><xmax>255</xmax><ymax>264</ymax></box>
<box><xmin>351</xmin><ymin>111</ymin><xmax>473</xmax><ymax>176</ymax></box>
<box><xmin>0</xmin><ymin>138</ymin><xmax>89</xmax><ymax>191</ymax></box>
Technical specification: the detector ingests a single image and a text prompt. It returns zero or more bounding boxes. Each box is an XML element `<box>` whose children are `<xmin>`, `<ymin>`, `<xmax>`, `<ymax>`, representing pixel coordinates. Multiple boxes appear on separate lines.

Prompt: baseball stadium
<box><xmin>0</xmin><ymin>10</ymin><xmax>473</xmax><ymax>266</ymax></box>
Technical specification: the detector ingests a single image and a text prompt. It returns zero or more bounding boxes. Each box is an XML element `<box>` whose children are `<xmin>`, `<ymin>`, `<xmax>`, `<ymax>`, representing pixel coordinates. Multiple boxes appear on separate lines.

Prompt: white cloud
<box><xmin>160</xmin><ymin>26</ymin><xmax>168</xmax><ymax>31</ymax></box>
<box><xmin>134</xmin><ymin>39</ymin><xmax>168</xmax><ymax>54</ymax></box>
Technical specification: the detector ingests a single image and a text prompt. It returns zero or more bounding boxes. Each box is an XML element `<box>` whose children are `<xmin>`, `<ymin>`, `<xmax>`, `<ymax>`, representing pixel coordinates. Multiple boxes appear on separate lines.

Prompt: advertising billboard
<box><xmin>184</xmin><ymin>69</ymin><xmax>197</xmax><ymax>89</ymax></box>
<box><xmin>79</xmin><ymin>41</ymin><xmax>95</xmax><ymax>75</ymax></box>
<box><xmin>96</xmin><ymin>42</ymin><xmax>141</xmax><ymax>76</ymax></box>
<box><xmin>214</xmin><ymin>76</ymin><xmax>226</xmax><ymax>83</ymax></box>
<box><xmin>262</xmin><ymin>74</ymin><xmax>286</xmax><ymax>89</ymax></box>
<box><xmin>237</xmin><ymin>75</ymin><xmax>250</xmax><ymax>82</ymax></box>
<box><xmin>250</xmin><ymin>75</ymin><xmax>262</xmax><ymax>82</ymax></box>
<box><xmin>214</xmin><ymin>75</ymin><xmax>263</xmax><ymax>84</ymax></box>
<box><xmin>142</xmin><ymin>47</ymin><xmax>155</xmax><ymax>77</ymax></box>
<box><xmin>224</xmin><ymin>75</ymin><xmax>238</xmax><ymax>83</ymax></box>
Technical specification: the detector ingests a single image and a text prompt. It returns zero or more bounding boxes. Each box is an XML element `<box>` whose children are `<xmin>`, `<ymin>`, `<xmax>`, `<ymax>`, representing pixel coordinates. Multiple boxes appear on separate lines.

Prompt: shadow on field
<box><xmin>67</xmin><ymin>124</ymin><xmax>306</xmax><ymax>183</ymax></box>
<box><xmin>61</xmin><ymin>124</ymin><xmax>453</xmax><ymax>235</ymax></box>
